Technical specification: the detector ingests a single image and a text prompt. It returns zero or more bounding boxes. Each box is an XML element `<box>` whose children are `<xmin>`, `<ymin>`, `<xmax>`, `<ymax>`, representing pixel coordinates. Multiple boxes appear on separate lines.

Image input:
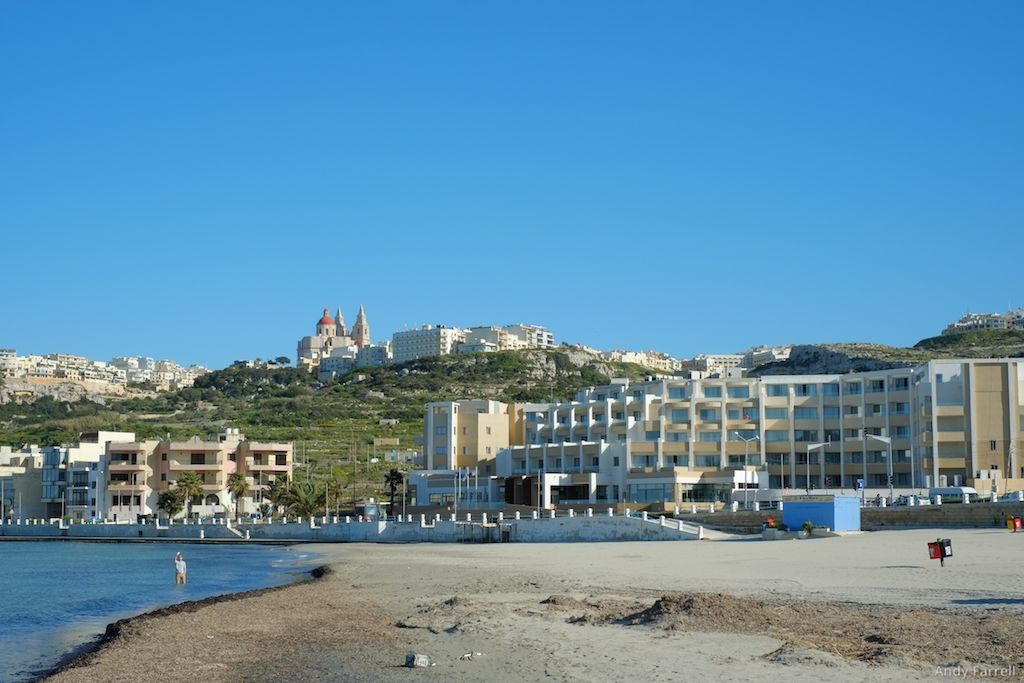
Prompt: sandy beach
<box><xmin>42</xmin><ymin>528</ymin><xmax>1024</xmax><ymax>682</ymax></box>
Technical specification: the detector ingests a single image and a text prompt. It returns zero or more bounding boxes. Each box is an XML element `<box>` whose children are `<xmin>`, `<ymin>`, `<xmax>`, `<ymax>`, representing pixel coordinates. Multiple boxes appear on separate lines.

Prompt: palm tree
<box><xmin>157</xmin><ymin>489</ymin><xmax>185</xmax><ymax>519</ymax></box>
<box><xmin>175</xmin><ymin>471</ymin><xmax>205</xmax><ymax>519</ymax></box>
<box><xmin>267</xmin><ymin>474</ymin><xmax>290</xmax><ymax>518</ymax></box>
<box><xmin>285</xmin><ymin>481</ymin><xmax>323</xmax><ymax>518</ymax></box>
<box><xmin>227</xmin><ymin>472</ymin><xmax>250</xmax><ymax>521</ymax></box>
<box><xmin>384</xmin><ymin>468</ymin><xmax>403</xmax><ymax>515</ymax></box>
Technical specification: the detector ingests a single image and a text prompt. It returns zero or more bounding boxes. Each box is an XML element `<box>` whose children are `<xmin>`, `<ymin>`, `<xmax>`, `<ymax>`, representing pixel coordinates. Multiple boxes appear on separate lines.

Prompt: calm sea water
<box><xmin>0</xmin><ymin>541</ymin><xmax>321</xmax><ymax>683</ymax></box>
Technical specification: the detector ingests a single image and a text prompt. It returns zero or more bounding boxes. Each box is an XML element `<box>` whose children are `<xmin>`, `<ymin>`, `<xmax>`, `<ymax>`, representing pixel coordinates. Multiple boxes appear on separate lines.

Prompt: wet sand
<box><xmin>41</xmin><ymin>528</ymin><xmax>1024</xmax><ymax>682</ymax></box>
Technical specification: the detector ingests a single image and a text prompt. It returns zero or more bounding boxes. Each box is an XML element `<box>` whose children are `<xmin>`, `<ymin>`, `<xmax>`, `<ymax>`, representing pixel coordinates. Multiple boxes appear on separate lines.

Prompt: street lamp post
<box><xmin>806</xmin><ymin>442</ymin><xmax>828</xmax><ymax>493</ymax></box>
<box><xmin>866</xmin><ymin>434</ymin><xmax>894</xmax><ymax>504</ymax></box>
<box><xmin>733</xmin><ymin>433</ymin><xmax>760</xmax><ymax>509</ymax></box>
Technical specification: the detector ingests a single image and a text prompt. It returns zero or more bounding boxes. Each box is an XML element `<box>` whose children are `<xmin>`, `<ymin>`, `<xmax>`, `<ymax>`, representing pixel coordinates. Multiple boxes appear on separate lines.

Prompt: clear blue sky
<box><xmin>2</xmin><ymin>2</ymin><xmax>1021</xmax><ymax>369</ymax></box>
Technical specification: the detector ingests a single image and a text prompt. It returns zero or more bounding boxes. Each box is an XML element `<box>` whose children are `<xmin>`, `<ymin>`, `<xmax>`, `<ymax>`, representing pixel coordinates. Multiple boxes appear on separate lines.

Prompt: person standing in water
<box><xmin>175</xmin><ymin>552</ymin><xmax>187</xmax><ymax>585</ymax></box>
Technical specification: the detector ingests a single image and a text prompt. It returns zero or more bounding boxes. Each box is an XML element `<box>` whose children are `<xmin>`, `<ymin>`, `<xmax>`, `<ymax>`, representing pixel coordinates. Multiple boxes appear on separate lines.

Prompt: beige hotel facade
<box><xmin>419</xmin><ymin>359</ymin><xmax>1024</xmax><ymax>507</ymax></box>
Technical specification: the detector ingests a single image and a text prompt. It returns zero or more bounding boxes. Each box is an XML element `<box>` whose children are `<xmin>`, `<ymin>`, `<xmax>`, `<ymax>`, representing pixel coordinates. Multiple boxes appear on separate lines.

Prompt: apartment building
<box><xmin>503</xmin><ymin>324</ymin><xmax>555</xmax><ymax>349</ymax></box>
<box><xmin>943</xmin><ymin>308</ymin><xmax>1024</xmax><ymax>335</ymax></box>
<box><xmin>106</xmin><ymin>428</ymin><xmax>293</xmax><ymax>520</ymax></box>
<box><xmin>392</xmin><ymin>325</ymin><xmax>466</xmax><ymax>365</ymax></box>
<box><xmin>0</xmin><ymin>445</ymin><xmax>45</xmax><ymax>519</ymax></box>
<box><xmin>491</xmin><ymin>359</ymin><xmax>1024</xmax><ymax>508</ymax></box>
<box><xmin>40</xmin><ymin>431</ymin><xmax>135</xmax><ymax>520</ymax></box>
<box><xmin>459</xmin><ymin>327</ymin><xmax>528</xmax><ymax>354</ymax></box>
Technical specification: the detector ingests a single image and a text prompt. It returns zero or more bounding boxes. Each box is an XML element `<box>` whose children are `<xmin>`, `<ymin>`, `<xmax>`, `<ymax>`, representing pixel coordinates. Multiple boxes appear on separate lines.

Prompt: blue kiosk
<box><xmin>782</xmin><ymin>495</ymin><xmax>861</xmax><ymax>532</ymax></box>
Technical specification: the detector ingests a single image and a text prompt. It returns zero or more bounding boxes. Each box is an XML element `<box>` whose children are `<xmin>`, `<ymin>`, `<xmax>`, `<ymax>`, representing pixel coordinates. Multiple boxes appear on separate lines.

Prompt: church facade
<box><xmin>296</xmin><ymin>305</ymin><xmax>372</xmax><ymax>371</ymax></box>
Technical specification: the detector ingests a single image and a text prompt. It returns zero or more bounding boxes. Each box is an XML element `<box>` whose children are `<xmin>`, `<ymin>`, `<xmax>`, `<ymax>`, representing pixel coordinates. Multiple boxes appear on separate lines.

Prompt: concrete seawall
<box><xmin>0</xmin><ymin>511</ymin><xmax>703</xmax><ymax>543</ymax></box>
<box><xmin>678</xmin><ymin>502</ymin><xmax>1024</xmax><ymax>533</ymax></box>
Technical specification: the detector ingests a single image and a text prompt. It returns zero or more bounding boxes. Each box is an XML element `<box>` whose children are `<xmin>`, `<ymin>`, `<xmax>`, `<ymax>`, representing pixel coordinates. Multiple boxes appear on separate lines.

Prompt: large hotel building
<box><xmin>418</xmin><ymin>358</ymin><xmax>1024</xmax><ymax>507</ymax></box>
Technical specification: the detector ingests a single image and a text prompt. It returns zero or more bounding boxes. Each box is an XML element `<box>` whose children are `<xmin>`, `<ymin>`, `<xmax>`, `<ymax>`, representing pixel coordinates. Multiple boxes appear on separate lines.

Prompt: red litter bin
<box><xmin>1015</xmin><ymin>518</ymin><xmax>1022</xmax><ymax>531</ymax></box>
<box><xmin>928</xmin><ymin>538</ymin><xmax>953</xmax><ymax>566</ymax></box>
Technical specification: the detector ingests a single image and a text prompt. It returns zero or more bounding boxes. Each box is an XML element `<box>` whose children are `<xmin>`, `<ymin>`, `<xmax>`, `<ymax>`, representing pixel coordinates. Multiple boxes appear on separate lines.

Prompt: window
<box><xmin>765</xmin><ymin>407</ymin><xmax>788</xmax><ymax>420</ymax></box>
<box><xmin>795</xmin><ymin>384</ymin><xmax>817</xmax><ymax>397</ymax></box>
<box><xmin>845</xmin><ymin>382</ymin><xmax>862</xmax><ymax>395</ymax></box>
<box><xmin>729</xmin><ymin>430</ymin><xmax>757</xmax><ymax>441</ymax></box>
<box><xmin>190</xmin><ymin>453</ymin><xmax>205</xmax><ymax>465</ymax></box>
<box><xmin>435</xmin><ymin>447</ymin><xmax>445</xmax><ymax>455</ymax></box>
<box><xmin>794</xmin><ymin>407</ymin><xmax>818</xmax><ymax>420</ymax></box>
<box><xmin>844</xmin><ymin>428</ymin><xmax>861</xmax><ymax>439</ymax></box>
<box><xmin>462</xmin><ymin>427</ymin><xmax>468</xmax><ymax>435</ymax></box>
<box><xmin>794</xmin><ymin>430</ymin><xmax>819</xmax><ymax>442</ymax></box>
<box><xmin>844</xmin><ymin>405</ymin><xmax>860</xmax><ymax>416</ymax></box>
<box><xmin>870</xmin><ymin>404</ymin><xmax>884</xmax><ymax>415</ymax></box>
<box><xmin>699</xmin><ymin>408</ymin><xmax>720</xmax><ymax>421</ymax></box>
<box><xmin>727</xmin><ymin>386</ymin><xmax>750</xmax><ymax>399</ymax></box>
<box><xmin>695</xmin><ymin>455</ymin><xmax>719</xmax><ymax>467</ymax></box>
<box><xmin>727</xmin><ymin>409</ymin><xmax>741</xmax><ymax>420</ymax></box>
<box><xmin>485</xmin><ymin>447</ymin><xmax>492</xmax><ymax>455</ymax></box>
<box><xmin>822</xmin><ymin>383</ymin><xmax>840</xmax><ymax>396</ymax></box>
<box><xmin>671</xmin><ymin>409</ymin><xmax>689</xmax><ymax>421</ymax></box>
<box><xmin>825</xmin><ymin>452</ymin><xmax>841</xmax><ymax>464</ymax></box>
<box><xmin>849</xmin><ymin>451</ymin><xmax>863</xmax><ymax>464</ymax></box>
<box><xmin>767</xmin><ymin>454</ymin><xmax>788</xmax><ymax>465</ymax></box>
<box><xmin>435</xmin><ymin>426</ymin><xmax>446</xmax><ymax>435</ymax></box>
<box><xmin>868</xmin><ymin>380</ymin><xmax>885</xmax><ymax>393</ymax></box>
<box><xmin>823</xmin><ymin>406</ymin><xmax>840</xmax><ymax>419</ymax></box>
<box><xmin>161</xmin><ymin>473</ymin><xmax>167</xmax><ymax>481</ymax></box>
<box><xmin>645</xmin><ymin>431</ymin><xmax>660</xmax><ymax>442</ymax></box>
<box><xmin>824</xmin><ymin>429</ymin><xmax>841</xmax><ymax>443</ymax></box>
<box><xmin>767</xmin><ymin>385</ymin><xmax>788</xmax><ymax>397</ymax></box>
<box><xmin>591</xmin><ymin>457</ymin><xmax>600</xmax><ymax>467</ymax></box>
<box><xmin>991</xmin><ymin>440</ymin><xmax>997</xmax><ymax>450</ymax></box>
<box><xmin>668</xmin><ymin>387</ymin><xmax>687</xmax><ymax>399</ymax></box>
<box><xmin>765</xmin><ymin>430</ymin><xmax>789</xmax><ymax>442</ymax></box>
<box><xmin>704</xmin><ymin>386</ymin><xmax>722</xmax><ymax>398</ymax></box>
<box><xmin>698</xmin><ymin>432</ymin><xmax>721</xmax><ymax>442</ymax></box>
<box><xmin>632</xmin><ymin>411</ymin><xmax>642</xmax><ymax>420</ymax></box>
<box><xmin>613</xmin><ymin>456</ymin><xmax>620</xmax><ymax>466</ymax></box>
<box><xmin>667</xmin><ymin>432</ymin><xmax>688</xmax><ymax>442</ymax></box>
<box><xmin>485</xmin><ymin>426</ymin><xmax>492</xmax><ymax>435</ymax></box>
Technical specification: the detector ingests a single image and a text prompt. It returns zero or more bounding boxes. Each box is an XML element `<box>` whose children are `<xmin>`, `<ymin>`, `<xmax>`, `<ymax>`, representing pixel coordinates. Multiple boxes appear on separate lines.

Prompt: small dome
<box><xmin>317</xmin><ymin>308</ymin><xmax>334</xmax><ymax>326</ymax></box>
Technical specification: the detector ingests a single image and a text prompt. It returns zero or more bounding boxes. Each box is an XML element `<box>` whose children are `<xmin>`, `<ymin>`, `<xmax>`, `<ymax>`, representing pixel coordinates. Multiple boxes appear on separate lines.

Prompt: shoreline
<box><xmin>31</xmin><ymin>562</ymin><xmax>330</xmax><ymax>683</ymax></box>
<box><xmin>38</xmin><ymin>530</ymin><xmax>1024</xmax><ymax>682</ymax></box>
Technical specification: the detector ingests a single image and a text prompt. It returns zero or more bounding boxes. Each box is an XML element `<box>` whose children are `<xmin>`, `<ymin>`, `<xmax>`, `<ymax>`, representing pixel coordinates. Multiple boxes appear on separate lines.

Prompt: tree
<box><xmin>267</xmin><ymin>474</ymin><xmax>290</xmax><ymax>518</ymax></box>
<box><xmin>275</xmin><ymin>356</ymin><xmax>290</xmax><ymax>366</ymax></box>
<box><xmin>285</xmin><ymin>481</ymin><xmax>323</xmax><ymax>518</ymax></box>
<box><xmin>384</xmin><ymin>468</ymin><xmax>404</xmax><ymax>514</ymax></box>
<box><xmin>227</xmin><ymin>472</ymin><xmax>250</xmax><ymax>521</ymax></box>
<box><xmin>157</xmin><ymin>489</ymin><xmax>185</xmax><ymax>519</ymax></box>
<box><xmin>175</xmin><ymin>471</ymin><xmax>205</xmax><ymax>519</ymax></box>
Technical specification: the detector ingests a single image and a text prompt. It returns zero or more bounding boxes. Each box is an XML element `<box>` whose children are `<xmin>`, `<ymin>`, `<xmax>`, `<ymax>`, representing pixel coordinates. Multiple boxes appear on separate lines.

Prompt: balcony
<box><xmin>168</xmin><ymin>457</ymin><xmax>224</xmax><ymax>471</ymax></box>
<box><xmin>246</xmin><ymin>457</ymin><xmax>290</xmax><ymax>471</ymax></box>
<box><xmin>108</xmin><ymin>460</ymin><xmax>148</xmax><ymax>472</ymax></box>
<box><xmin>107</xmin><ymin>480</ymin><xmax>148</xmax><ymax>491</ymax></box>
